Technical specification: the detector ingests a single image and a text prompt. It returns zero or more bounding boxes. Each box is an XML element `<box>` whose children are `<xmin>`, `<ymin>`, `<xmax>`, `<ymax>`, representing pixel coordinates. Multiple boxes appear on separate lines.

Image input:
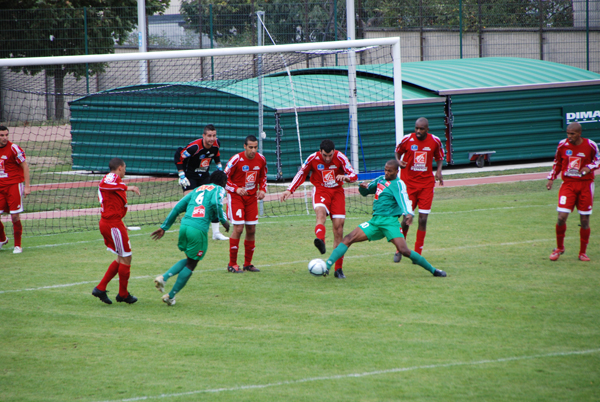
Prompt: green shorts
<box><xmin>178</xmin><ymin>225</ymin><xmax>209</xmax><ymax>261</ymax></box>
<box><xmin>358</xmin><ymin>215</ymin><xmax>404</xmax><ymax>242</ymax></box>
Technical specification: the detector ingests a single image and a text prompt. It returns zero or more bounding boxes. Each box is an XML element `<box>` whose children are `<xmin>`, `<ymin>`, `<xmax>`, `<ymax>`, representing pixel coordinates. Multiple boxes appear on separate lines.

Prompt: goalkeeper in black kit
<box><xmin>324</xmin><ymin>160</ymin><xmax>446</xmax><ymax>278</ymax></box>
<box><xmin>175</xmin><ymin>124</ymin><xmax>228</xmax><ymax>240</ymax></box>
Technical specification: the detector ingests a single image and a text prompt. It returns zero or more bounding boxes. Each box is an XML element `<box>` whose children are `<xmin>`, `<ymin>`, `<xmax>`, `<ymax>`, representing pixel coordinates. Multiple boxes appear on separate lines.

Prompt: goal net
<box><xmin>0</xmin><ymin>38</ymin><xmax>402</xmax><ymax>236</ymax></box>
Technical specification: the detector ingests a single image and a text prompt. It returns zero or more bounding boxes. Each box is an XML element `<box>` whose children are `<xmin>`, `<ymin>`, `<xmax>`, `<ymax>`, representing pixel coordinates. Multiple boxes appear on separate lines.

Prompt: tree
<box><xmin>0</xmin><ymin>0</ymin><xmax>170</xmax><ymax>120</ymax></box>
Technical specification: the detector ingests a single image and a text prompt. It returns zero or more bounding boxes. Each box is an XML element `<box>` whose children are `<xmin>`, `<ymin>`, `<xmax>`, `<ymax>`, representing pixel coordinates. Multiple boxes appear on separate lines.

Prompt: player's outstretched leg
<box><xmin>408</xmin><ymin>251</ymin><xmax>446</xmax><ymax>277</ymax></box>
<box><xmin>325</xmin><ymin>243</ymin><xmax>349</xmax><ymax>274</ymax></box>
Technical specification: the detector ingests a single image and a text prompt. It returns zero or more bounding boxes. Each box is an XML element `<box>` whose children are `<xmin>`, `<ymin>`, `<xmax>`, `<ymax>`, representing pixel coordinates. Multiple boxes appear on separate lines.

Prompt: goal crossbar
<box><xmin>0</xmin><ymin>38</ymin><xmax>400</xmax><ymax>67</ymax></box>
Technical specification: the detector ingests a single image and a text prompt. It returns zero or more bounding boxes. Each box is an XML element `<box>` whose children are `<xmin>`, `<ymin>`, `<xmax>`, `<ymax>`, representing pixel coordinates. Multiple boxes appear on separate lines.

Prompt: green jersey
<box><xmin>358</xmin><ymin>176</ymin><xmax>414</xmax><ymax>217</ymax></box>
<box><xmin>160</xmin><ymin>184</ymin><xmax>228</xmax><ymax>232</ymax></box>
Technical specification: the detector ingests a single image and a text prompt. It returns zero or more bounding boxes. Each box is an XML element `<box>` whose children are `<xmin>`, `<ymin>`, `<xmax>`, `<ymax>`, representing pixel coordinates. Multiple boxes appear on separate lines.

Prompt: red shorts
<box><xmin>557</xmin><ymin>181</ymin><xmax>594</xmax><ymax>215</ymax></box>
<box><xmin>99</xmin><ymin>219</ymin><xmax>132</xmax><ymax>257</ymax></box>
<box><xmin>407</xmin><ymin>185</ymin><xmax>435</xmax><ymax>214</ymax></box>
<box><xmin>0</xmin><ymin>183</ymin><xmax>24</xmax><ymax>214</ymax></box>
<box><xmin>227</xmin><ymin>192</ymin><xmax>259</xmax><ymax>225</ymax></box>
<box><xmin>312</xmin><ymin>186</ymin><xmax>346</xmax><ymax>218</ymax></box>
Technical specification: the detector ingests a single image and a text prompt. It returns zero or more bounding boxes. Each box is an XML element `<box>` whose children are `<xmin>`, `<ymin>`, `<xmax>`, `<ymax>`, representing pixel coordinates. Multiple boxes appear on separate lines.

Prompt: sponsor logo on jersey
<box><xmin>411</xmin><ymin>145</ymin><xmax>418</xmax><ymax>151</ymax></box>
<box><xmin>566</xmin><ymin>156</ymin><xmax>582</xmax><ymax>177</ymax></box>
<box><xmin>242</xmin><ymin>165</ymin><xmax>249</xmax><ymax>172</ymax></box>
<box><xmin>323</xmin><ymin>170</ymin><xmax>335</xmax><ymax>182</ymax></box>
<box><xmin>200</xmin><ymin>158</ymin><xmax>211</xmax><ymax>167</ymax></box>
<box><xmin>577</xmin><ymin>153</ymin><xmax>586</xmax><ymax>157</ymax></box>
<box><xmin>423</xmin><ymin>147</ymin><xmax>431</xmax><ymax>151</ymax></box>
<box><xmin>192</xmin><ymin>205</ymin><xmax>206</xmax><ymax>218</ymax></box>
<box><xmin>253</xmin><ymin>166</ymin><xmax>260</xmax><ymax>170</ymax></box>
<box><xmin>375</xmin><ymin>183</ymin><xmax>386</xmax><ymax>200</ymax></box>
<box><xmin>182</xmin><ymin>150</ymin><xmax>191</xmax><ymax>158</ymax></box>
<box><xmin>329</xmin><ymin>165</ymin><xmax>337</xmax><ymax>169</ymax></box>
<box><xmin>317</xmin><ymin>164</ymin><xmax>324</xmax><ymax>170</ymax></box>
<box><xmin>412</xmin><ymin>151</ymin><xmax>428</xmax><ymax>172</ymax></box>
<box><xmin>196</xmin><ymin>250</ymin><xmax>204</xmax><ymax>257</ymax></box>
<box><xmin>104</xmin><ymin>173</ymin><xmax>118</xmax><ymax>183</ymax></box>
<box><xmin>1</xmin><ymin>155</ymin><xmax>6</xmax><ymax>159</ymax></box>
<box><xmin>566</xmin><ymin>150</ymin><xmax>573</xmax><ymax>156</ymax></box>
<box><xmin>197</xmin><ymin>185</ymin><xmax>215</xmax><ymax>191</ymax></box>
<box><xmin>245</xmin><ymin>171</ymin><xmax>257</xmax><ymax>189</ymax></box>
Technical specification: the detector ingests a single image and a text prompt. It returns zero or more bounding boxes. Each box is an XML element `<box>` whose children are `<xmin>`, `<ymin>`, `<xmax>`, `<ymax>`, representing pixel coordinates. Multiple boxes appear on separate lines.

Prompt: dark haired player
<box><xmin>175</xmin><ymin>124</ymin><xmax>228</xmax><ymax>240</ymax></box>
<box><xmin>324</xmin><ymin>160</ymin><xmax>446</xmax><ymax>278</ymax></box>
<box><xmin>152</xmin><ymin>171</ymin><xmax>230</xmax><ymax>306</ymax></box>
<box><xmin>280</xmin><ymin>139</ymin><xmax>357</xmax><ymax>278</ymax></box>
<box><xmin>0</xmin><ymin>125</ymin><xmax>30</xmax><ymax>254</ymax></box>
<box><xmin>547</xmin><ymin>122</ymin><xmax>600</xmax><ymax>261</ymax></box>
<box><xmin>224</xmin><ymin>135</ymin><xmax>268</xmax><ymax>273</ymax></box>
<box><xmin>92</xmin><ymin>158</ymin><xmax>141</xmax><ymax>305</ymax></box>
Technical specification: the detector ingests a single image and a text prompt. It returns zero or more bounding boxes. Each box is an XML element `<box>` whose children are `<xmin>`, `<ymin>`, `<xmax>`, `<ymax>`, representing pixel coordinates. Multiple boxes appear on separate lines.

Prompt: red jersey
<box><xmin>547</xmin><ymin>137</ymin><xmax>600</xmax><ymax>183</ymax></box>
<box><xmin>224</xmin><ymin>152</ymin><xmax>268</xmax><ymax>196</ymax></box>
<box><xmin>287</xmin><ymin>150</ymin><xmax>357</xmax><ymax>193</ymax></box>
<box><xmin>395</xmin><ymin>133</ymin><xmax>445</xmax><ymax>189</ymax></box>
<box><xmin>0</xmin><ymin>141</ymin><xmax>27</xmax><ymax>187</ymax></box>
<box><xmin>98</xmin><ymin>173</ymin><xmax>129</xmax><ymax>221</ymax></box>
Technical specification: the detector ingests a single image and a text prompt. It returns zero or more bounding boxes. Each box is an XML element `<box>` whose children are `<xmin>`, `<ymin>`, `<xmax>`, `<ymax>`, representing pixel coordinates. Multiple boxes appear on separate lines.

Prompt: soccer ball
<box><xmin>308</xmin><ymin>258</ymin><xmax>327</xmax><ymax>276</ymax></box>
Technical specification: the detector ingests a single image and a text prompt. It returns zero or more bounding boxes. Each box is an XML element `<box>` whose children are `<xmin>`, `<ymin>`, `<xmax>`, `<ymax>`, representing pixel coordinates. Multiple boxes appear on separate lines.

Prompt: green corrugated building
<box><xmin>69</xmin><ymin>57</ymin><xmax>600</xmax><ymax>177</ymax></box>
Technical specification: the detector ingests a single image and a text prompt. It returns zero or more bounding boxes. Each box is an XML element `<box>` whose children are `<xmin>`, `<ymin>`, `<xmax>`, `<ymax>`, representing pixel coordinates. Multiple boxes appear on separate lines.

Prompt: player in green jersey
<box><xmin>151</xmin><ymin>171</ymin><xmax>230</xmax><ymax>305</ymax></box>
<box><xmin>324</xmin><ymin>160</ymin><xmax>446</xmax><ymax>278</ymax></box>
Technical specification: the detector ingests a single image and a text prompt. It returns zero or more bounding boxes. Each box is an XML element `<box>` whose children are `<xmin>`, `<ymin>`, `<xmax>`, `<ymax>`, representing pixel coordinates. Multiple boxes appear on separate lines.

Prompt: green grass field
<box><xmin>1</xmin><ymin>179</ymin><xmax>599</xmax><ymax>401</ymax></box>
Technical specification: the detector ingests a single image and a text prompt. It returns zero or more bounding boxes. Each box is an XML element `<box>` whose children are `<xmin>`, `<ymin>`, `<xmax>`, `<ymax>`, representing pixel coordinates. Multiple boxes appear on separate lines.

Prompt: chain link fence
<box><xmin>1</xmin><ymin>1</ymin><xmax>598</xmax><ymax>72</ymax></box>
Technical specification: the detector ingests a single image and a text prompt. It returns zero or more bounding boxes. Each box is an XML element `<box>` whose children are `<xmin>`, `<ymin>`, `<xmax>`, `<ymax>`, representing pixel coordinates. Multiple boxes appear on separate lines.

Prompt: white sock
<box><xmin>211</xmin><ymin>222</ymin><xmax>220</xmax><ymax>234</ymax></box>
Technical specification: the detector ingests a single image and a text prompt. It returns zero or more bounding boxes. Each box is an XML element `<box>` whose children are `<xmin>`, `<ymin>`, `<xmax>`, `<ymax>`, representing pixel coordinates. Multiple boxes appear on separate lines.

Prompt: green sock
<box><xmin>169</xmin><ymin>267</ymin><xmax>193</xmax><ymax>299</ymax></box>
<box><xmin>326</xmin><ymin>243</ymin><xmax>349</xmax><ymax>270</ymax></box>
<box><xmin>163</xmin><ymin>259</ymin><xmax>187</xmax><ymax>282</ymax></box>
<box><xmin>409</xmin><ymin>251</ymin><xmax>435</xmax><ymax>274</ymax></box>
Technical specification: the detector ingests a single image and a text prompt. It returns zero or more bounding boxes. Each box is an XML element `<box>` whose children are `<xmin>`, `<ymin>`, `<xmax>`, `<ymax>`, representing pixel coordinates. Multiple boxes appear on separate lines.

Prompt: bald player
<box><xmin>394</xmin><ymin>117</ymin><xmax>445</xmax><ymax>261</ymax></box>
<box><xmin>323</xmin><ymin>159</ymin><xmax>446</xmax><ymax>278</ymax></box>
<box><xmin>547</xmin><ymin>122</ymin><xmax>600</xmax><ymax>261</ymax></box>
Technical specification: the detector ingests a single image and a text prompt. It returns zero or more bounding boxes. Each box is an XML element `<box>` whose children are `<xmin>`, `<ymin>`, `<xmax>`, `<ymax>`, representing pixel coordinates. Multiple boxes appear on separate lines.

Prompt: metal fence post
<box><xmin>459</xmin><ymin>0</ymin><xmax>463</xmax><ymax>59</ymax></box>
<box><xmin>210</xmin><ymin>4</ymin><xmax>214</xmax><ymax>79</ymax></box>
<box><xmin>586</xmin><ymin>0</ymin><xmax>590</xmax><ymax>71</ymax></box>
<box><xmin>539</xmin><ymin>0</ymin><xmax>544</xmax><ymax>60</ymax></box>
<box><xmin>84</xmin><ymin>7</ymin><xmax>89</xmax><ymax>93</ymax></box>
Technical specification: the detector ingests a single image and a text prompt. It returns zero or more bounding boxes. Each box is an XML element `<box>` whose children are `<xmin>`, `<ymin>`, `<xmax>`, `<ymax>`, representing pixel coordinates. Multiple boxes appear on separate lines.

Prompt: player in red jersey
<box><xmin>174</xmin><ymin>124</ymin><xmax>228</xmax><ymax>241</ymax></box>
<box><xmin>394</xmin><ymin>117</ymin><xmax>445</xmax><ymax>261</ymax></box>
<box><xmin>547</xmin><ymin>122</ymin><xmax>599</xmax><ymax>262</ymax></box>
<box><xmin>280</xmin><ymin>139</ymin><xmax>357</xmax><ymax>278</ymax></box>
<box><xmin>224</xmin><ymin>135</ymin><xmax>268</xmax><ymax>273</ymax></box>
<box><xmin>92</xmin><ymin>158</ymin><xmax>141</xmax><ymax>305</ymax></box>
<box><xmin>0</xmin><ymin>125</ymin><xmax>30</xmax><ymax>254</ymax></box>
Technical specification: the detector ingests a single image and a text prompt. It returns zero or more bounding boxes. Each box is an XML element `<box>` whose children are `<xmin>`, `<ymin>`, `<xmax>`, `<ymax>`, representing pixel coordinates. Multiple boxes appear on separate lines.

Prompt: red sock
<box><xmin>315</xmin><ymin>224</ymin><xmax>326</xmax><ymax>241</ymax></box>
<box><xmin>97</xmin><ymin>260</ymin><xmax>119</xmax><ymax>291</ymax></box>
<box><xmin>244</xmin><ymin>240</ymin><xmax>255</xmax><ymax>267</ymax></box>
<box><xmin>117</xmin><ymin>263</ymin><xmax>131</xmax><ymax>297</ymax></box>
<box><xmin>414</xmin><ymin>229</ymin><xmax>426</xmax><ymax>255</ymax></box>
<box><xmin>335</xmin><ymin>255</ymin><xmax>344</xmax><ymax>270</ymax></box>
<box><xmin>229</xmin><ymin>238</ymin><xmax>240</xmax><ymax>266</ymax></box>
<box><xmin>13</xmin><ymin>220</ymin><xmax>23</xmax><ymax>247</ymax></box>
<box><xmin>556</xmin><ymin>224</ymin><xmax>567</xmax><ymax>250</ymax></box>
<box><xmin>580</xmin><ymin>227</ymin><xmax>591</xmax><ymax>255</ymax></box>
<box><xmin>0</xmin><ymin>221</ymin><xmax>6</xmax><ymax>242</ymax></box>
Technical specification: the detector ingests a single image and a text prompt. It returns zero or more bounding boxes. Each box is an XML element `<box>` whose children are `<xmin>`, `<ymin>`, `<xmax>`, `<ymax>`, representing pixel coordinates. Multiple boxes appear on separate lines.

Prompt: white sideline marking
<box><xmin>96</xmin><ymin>348</ymin><xmax>600</xmax><ymax>402</ymax></box>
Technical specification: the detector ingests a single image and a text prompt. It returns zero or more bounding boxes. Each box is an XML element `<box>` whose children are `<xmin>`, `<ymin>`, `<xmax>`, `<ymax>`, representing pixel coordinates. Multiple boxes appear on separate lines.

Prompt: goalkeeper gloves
<box><xmin>216</xmin><ymin>162</ymin><xmax>223</xmax><ymax>171</ymax></box>
<box><xmin>178</xmin><ymin>172</ymin><xmax>190</xmax><ymax>189</ymax></box>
